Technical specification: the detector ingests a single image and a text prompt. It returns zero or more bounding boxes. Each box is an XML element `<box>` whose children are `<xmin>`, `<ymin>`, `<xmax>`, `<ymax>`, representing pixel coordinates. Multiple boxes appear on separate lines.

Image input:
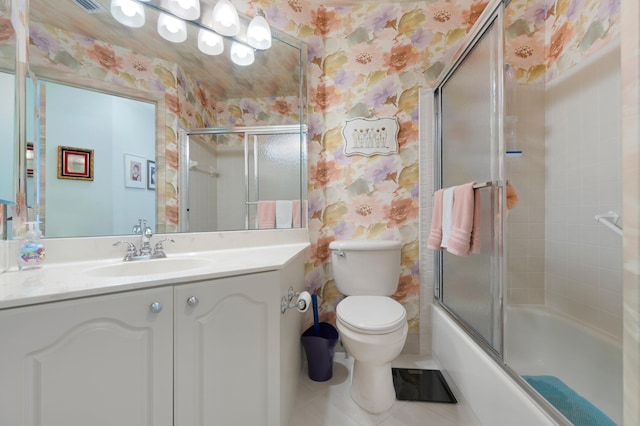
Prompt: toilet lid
<box><xmin>337</xmin><ymin>296</ymin><xmax>406</xmax><ymax>334</ymax></box>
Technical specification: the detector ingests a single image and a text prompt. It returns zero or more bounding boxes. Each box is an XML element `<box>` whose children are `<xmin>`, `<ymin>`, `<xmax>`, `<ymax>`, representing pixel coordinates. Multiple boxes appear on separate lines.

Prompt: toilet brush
<box><xmin>312</xmin><ymin>294</ymin><xmax>320</xmax><ymax>336</ymax></box>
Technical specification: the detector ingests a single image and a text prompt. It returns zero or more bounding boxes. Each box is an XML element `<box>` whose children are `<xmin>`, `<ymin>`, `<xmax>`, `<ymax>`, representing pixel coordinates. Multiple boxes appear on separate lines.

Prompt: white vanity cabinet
<box><xmin>0</xmin><ymin>270</ymin><xmax>296</xmax><ymax>426</ymax></box>
<box><xmin>174</xmin><ymin>271</ymin><xmax>280</xmax><ymax>426</ymax></box>
<box><xmin>0</xmin><ymin>287</ymin><xmax>174</xmax><ymax>426</ymax></box>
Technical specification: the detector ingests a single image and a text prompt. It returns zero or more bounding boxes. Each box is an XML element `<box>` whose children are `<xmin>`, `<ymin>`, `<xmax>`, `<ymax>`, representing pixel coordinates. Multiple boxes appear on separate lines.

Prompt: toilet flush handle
<box><xmin>335</xmin><ymin>250</ymin><xmax>346</xmax><ymax>258</ymax></box>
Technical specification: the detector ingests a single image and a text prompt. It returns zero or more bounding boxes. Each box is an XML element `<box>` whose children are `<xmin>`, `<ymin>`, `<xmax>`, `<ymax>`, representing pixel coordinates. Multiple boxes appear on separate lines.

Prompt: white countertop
<box><xmin>0</xmin><ymin>230</ymin><xmax>310</xmax><ymax>310</ymax></box>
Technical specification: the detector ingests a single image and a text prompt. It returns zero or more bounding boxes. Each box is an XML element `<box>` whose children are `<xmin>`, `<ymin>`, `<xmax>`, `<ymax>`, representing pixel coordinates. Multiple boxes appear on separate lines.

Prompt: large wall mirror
<box><xmin>0</xmin><ymin>0</ymin><xmax>307</xmax><ymax>239</ymax></box>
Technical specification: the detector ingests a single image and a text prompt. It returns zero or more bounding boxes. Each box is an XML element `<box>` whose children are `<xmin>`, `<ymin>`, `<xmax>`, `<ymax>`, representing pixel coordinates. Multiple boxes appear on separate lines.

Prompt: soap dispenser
<box><xmin>17</xmin><ymin>222</ymin><xmax>46</xmax><ymax>271</ymax></box>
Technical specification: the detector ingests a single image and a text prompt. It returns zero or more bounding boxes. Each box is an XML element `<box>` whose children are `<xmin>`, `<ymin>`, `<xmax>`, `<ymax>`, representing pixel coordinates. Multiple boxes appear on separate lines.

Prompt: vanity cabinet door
<box><xmin>0</xmin><ymin>287</ymin><xmax>174</xmax><ymax>426</ymax></box>
<box><xmin>174</xmin><ymin>272</ymin><xmax>280</xmax><ymax>426</ymax></box>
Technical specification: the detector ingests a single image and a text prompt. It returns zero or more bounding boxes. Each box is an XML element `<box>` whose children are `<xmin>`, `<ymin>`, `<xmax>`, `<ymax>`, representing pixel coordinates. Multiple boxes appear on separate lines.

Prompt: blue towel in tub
<box><xmin>523</xmin><ymin>375</ymin><xmax>616</xmax><ymax>426</ymax></box>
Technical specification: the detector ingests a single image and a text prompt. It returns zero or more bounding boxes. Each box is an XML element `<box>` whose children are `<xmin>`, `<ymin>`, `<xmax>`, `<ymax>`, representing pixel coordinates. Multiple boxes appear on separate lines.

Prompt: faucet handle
<box><xmin>153</xmin><ymin>238</ymin><xmax>175</xmax><ymax>258</ymax></box>
<box><xmin>113</xmin><ymin>241</ymin><xmax>137</xmax><ymax>260</ymax></box>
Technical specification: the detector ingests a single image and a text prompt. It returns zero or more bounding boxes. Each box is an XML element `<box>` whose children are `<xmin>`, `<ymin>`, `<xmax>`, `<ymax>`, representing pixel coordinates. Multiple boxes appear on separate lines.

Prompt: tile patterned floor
<box><xmin>288</xmin><ymin>353</ymin><xmax>481</xmax><ymax>426</ymax></box>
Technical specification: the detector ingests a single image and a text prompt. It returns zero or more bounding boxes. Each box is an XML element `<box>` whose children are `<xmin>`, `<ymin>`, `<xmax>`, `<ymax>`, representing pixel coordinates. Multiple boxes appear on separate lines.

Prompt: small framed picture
<box><xmin>124</xmin><ymin>154</ymin><xmax>146</xmax><ymax>189</ymax></box>
<box><xmin>57</xmin><ymin>146</ymin><xmax>94</xmax><ymax>181</ymax></box>
<box><xmin>147</xmin><ymin>160</ymin><xmax>156</xmax><ymax>190</ymax></box>
<box><xmin>27</xmin><ymin>142</ymin><xmax>35</xmax><ymax>177</ymax></box>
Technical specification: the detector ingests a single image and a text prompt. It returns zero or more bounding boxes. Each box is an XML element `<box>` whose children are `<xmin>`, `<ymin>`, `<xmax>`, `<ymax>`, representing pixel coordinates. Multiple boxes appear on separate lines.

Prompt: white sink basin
<box><xmin>84</xmin><ymin>257</ymin><xmax>213</xmax><ymax>277</ymax></box>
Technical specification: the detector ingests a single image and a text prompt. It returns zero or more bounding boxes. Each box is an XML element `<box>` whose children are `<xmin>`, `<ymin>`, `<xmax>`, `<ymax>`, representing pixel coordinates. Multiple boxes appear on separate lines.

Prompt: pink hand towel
<box><xmin>447</xmin><ymin>182</ymin><xmax>481</xmax><ymax>256</ymax></box>
<box><xmin>292</xmin><ymin>200</ymin><xmax>301</xmax><ymax>228</ymax></box>
<box><xmin>427</xmin><ymin>189</ymin><xmax>445</xmax><ymax>250</ymax></box>
<box><xmin>257</xmin><ymin>201</ymin><xmax>276</xmax><ymax>229</ymax></box>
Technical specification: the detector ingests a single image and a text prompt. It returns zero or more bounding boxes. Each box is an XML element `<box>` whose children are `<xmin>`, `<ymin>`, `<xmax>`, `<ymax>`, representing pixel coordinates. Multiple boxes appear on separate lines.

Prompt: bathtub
<box><xmin>505</xmin><ymin>305</ymin><xmax>622</xmax><ymax>425</ymax></box>
<box><xmin>433</xmin><ymin>304</ymin><xmax>557</xmax><ymax>425</ymax></box>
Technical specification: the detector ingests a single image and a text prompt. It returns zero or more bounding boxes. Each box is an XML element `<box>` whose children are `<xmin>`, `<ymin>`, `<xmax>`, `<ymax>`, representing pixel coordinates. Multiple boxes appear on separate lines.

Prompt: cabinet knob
<box><xmin>149</xmin><ymin>302</ymin><xmax>163</xmax><ymax>313</ymax></box>
<box><xmin>186</xmin><ymin>296</ymin><xmax>199</xmax><ymax>306</ymax></box>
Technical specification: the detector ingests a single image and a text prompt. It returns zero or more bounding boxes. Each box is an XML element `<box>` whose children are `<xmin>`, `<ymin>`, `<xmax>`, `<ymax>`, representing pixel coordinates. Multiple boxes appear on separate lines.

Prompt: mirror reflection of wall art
<box><xmin>124</xmin><ymin>154</ymin><xmax>146</xmax><ymax>189</ymax></box>
<box><xmin>342</xmin><ymin>117</ymin><xmax>400</xmax><ymax>157</ymax></box>
<box><xmin>57</xmin><ymin>146</ymin><xmax>94</xmax><ymax>181</ymax></box>
<box><xmin>27</xmin><ymin>142</ymin><xmax>35</xmax><ymax>177</ymax></box>
<box><xmin>147</xmin><ymin>160</ymin><xmax>156</xmax><ymax>190</ymax></box>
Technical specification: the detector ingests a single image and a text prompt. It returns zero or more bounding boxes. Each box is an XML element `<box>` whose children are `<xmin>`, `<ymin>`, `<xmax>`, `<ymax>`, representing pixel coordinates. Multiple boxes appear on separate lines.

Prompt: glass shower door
<box><xmin>436</xmin><ymin>11</ymin><xmax>505</xmax><ymax>354</ymax></box>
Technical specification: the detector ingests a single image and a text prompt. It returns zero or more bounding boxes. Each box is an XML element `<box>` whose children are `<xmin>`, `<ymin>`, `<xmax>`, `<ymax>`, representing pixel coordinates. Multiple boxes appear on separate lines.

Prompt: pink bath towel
<box><xmin>447</xmin><ymin>182</ymin><xmax>481</xmax><ymax>256</ymax></box>
<box><xmin>257</xmin><ymin>201</ymin><xmax>276</xmax><ymax>229</ymax></box>
<box><xmin>427</xmin><ymin>189</ymin><xmax>445</xmax><ymax>250</ymax></box>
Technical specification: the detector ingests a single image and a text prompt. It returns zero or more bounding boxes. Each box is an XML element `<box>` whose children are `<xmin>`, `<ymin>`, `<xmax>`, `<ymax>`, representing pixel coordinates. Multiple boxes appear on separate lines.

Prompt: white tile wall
<box><xmin>418</xmin><ymin>88</ymin><xmax>436</xmax><ymax>355</ymax></box>
<box><xmin>506</xmin><ymin>84</ymin><xmax>547</xmax><ymax>305</ymax></box>
<box><xmin>187</xmin><ymin>138</ymin><xmax>219</xmax><ymax>232</ymax></box>
<box><xmin>0</xmin><ymin>240</ymin><xmax>6</xmax><ymax>273</ymax></box>
<box><xmin>543</xmin><ymin>43</ymin><xmax>623</xmax><ymax>339</ymax></box>
<box><xmin>423</xmin><ymin>44</ymin><xmax>622</xmax><ymax>346</ymax></box>
<box><xmin>215</xmin><ymin>146</ymin><xmax>246</xmax><ymax>230</ymax></box>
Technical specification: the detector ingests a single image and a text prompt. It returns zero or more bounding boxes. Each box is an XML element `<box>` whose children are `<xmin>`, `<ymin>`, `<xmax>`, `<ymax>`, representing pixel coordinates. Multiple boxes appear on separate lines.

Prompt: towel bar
<box><xmin>472</xmin><ymin>181</ymin><xmax>496</xmax><ymax>189</ymax></box>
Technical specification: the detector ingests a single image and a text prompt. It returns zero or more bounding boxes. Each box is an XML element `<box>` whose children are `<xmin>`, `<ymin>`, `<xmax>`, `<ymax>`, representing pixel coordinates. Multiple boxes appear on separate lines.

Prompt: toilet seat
<box><xmin>337</xmin><ymin>296</ymin><xmax>406</xmax><ymax>335</ymax></box>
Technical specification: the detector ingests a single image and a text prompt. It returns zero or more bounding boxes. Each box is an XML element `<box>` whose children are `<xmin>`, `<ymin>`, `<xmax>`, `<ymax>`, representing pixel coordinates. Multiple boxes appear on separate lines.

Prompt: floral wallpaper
<box><xmin>504</xmin><ymin>0</ymin><xmax>620</xmax><ymax>84</ymax></box>
<box><xmin>546</xmin><ymin>0</ymin><xmax>619</xmax><ymax>81</ymax></box>
<box><xmin>217</xmin><ymin>95</ymin><xmax>302</xmax><ymax>128</ymax></box>
<box><xmin>1</xmin><ymin>0</ymin><xmax>622</xmax><ymax>336</ymax></box>
<box><xmin>240</xmin><ymin>0</ymin><xmax>488</xmax><ymax>333</ymax></box>
<box><xmin>240</xmin><ymin>0</ymin><xmax>621</xmax><ymax>335</ymax></box>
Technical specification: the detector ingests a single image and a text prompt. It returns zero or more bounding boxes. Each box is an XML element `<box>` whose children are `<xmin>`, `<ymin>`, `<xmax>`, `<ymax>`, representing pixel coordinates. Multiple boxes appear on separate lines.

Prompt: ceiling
<box><xmin>28</xmin><ymin>0</ymin><xmax>302</xmax><ymax>99</ymax></box>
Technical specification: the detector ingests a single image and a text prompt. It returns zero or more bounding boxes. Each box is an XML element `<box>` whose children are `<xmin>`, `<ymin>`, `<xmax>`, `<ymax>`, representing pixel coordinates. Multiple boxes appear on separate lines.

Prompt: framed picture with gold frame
<box><xmin>57</xmin><ymin>146</ymin><xmax>94</xmax><ymax>181</ymax></box>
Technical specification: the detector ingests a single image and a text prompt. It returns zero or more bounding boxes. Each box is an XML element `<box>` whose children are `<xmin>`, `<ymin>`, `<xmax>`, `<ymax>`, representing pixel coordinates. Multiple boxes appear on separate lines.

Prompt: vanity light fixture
<box><xmin>197</xmin><ymin>28</ymin><xmax>224</xmax><ymax>55</ymax></box>
<box><xmin>246</xmin><ymin>12</ymin><xmax>271</xmax><ymax>50</ymax></box>
<box><xmin>211</xmin><ymin>0</ymin><xmax>240</xmax><ymax>36</ymax></box>
<box><xmin>110</xmin><ymin>0</ymin><xmax>145</xmax><ymax>28</ymax></box>
<box><xmin>230</xmin><ymin>41</ymin><xmax>254</xmax><ymax>66</ymax></box>
<box><xmin>157</xmin><ymin>13</ymin><xmax>187</xmax><ymax>43</ymax></box>
<box><xmin>109</xmin><ymin>0</ymin><xmax>271</xmax><ymax>66</ymax></box>
<box><xmin>168</xmin><ymin>0</ymin><xmax>200</xmax><ymax>21</ymax></box>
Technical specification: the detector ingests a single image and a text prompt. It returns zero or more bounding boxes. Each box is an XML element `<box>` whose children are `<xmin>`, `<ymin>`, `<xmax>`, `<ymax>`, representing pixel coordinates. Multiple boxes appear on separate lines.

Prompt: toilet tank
<box><xmin>329</xmin><ymin>240</ymin><xmax>402</xmax><ymax>296</ymax></box>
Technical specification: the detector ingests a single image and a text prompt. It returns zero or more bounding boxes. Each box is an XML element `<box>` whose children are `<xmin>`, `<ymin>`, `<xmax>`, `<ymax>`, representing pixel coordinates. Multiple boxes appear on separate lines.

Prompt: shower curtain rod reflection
<box><xmin>186</xmin><ymin>124</ymin><xmax>307</xmax><ymax>136</ymax></box>
<box><xmin>190</xmin><ymin>166</ymin><xmax>218</xmax><ymax>177</ymax></box>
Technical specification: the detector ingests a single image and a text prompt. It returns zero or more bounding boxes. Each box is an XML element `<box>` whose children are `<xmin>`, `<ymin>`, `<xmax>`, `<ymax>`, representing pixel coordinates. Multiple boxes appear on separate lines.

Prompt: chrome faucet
<box><xmin>114</xmin><ymin>219</ymin><xmax>174</xmax><ymax>261</ymax></box>
<box><xmin>139</xmin><ymin>222</ymin><xmax>154</xmax><ymax>256</ymax></box>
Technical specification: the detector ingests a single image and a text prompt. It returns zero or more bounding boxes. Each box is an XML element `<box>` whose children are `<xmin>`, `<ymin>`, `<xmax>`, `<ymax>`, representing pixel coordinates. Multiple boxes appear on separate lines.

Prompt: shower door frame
<box><xmin>430</xmin><ymin>1</ymin><xmax>576</xmax><ymax>424</ymax></box>
<box><xmin>178</xmin><ymin>124</ymin><xmax>308</xmax><ymax>232</ymax></box>
<box><xmin>432</xmin><ymin>0</ymin><xmax>506</xmax><ymax>361</ymax></box>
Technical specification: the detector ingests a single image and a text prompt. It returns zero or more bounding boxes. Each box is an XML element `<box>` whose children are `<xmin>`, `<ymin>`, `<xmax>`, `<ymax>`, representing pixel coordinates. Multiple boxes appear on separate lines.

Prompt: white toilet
<box><xmin>329</xmin><ymin>240</ymin><xmax>408</xmax><ymax>414</ymax></box>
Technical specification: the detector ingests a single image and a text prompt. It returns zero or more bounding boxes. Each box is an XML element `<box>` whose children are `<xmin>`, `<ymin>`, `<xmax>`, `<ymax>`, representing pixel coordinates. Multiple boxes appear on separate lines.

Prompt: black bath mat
<box><xmin>392</xmin><ymin>368</ymin><xmax>457</xmax><ymax>403</ymax></box>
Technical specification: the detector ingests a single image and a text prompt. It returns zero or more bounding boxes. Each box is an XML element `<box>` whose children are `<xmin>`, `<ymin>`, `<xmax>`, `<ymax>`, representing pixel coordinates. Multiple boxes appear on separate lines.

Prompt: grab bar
<box><xmin>594</xmin><ymin>211</ymin><xmax>623</xmax><ymax>236</ymax></box>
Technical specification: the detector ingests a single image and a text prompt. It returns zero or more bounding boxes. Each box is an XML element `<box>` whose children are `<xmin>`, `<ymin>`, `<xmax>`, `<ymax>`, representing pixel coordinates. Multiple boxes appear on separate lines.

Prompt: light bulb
<box><xmin>198</xmin><ymin>29</ymin><xmax>223</xmax><ymax>56</ymax></box>
<box><xmin>110</xmin><ymin>0</ymin><xmax>145</xmax><ymax>28</ymax></box>
<box><xmin>157</xmin><ymin>13</ymin><xmax>187</xmax><ymax>43</ymax></box>
<box><xmin>212</xmin><ymin>0</ymin><xmax>239</xmax><ymax>36</ymax></box>
<box><xmin>121</xmin><ymin>2</ymin><xmax>137</xmax><ymax>17</ymax></box>
<box><xmin>168</xmin><ymin>0</ymin><xmax>200</xmax><ymax>20</ymax></box>
<box><xmin>230</xmin><ymin>42</ymin><xmax>254</xmax><ymax>66</ymax></box>
<box><xmin>166</xmin><ymin>20</ymin><xmax>180</xmax><ymax>33</ymax></box>
<box><xmin>247</xmin><ymin>14</ymin><xmax>271</xmax><ymax>50</ymax></box>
